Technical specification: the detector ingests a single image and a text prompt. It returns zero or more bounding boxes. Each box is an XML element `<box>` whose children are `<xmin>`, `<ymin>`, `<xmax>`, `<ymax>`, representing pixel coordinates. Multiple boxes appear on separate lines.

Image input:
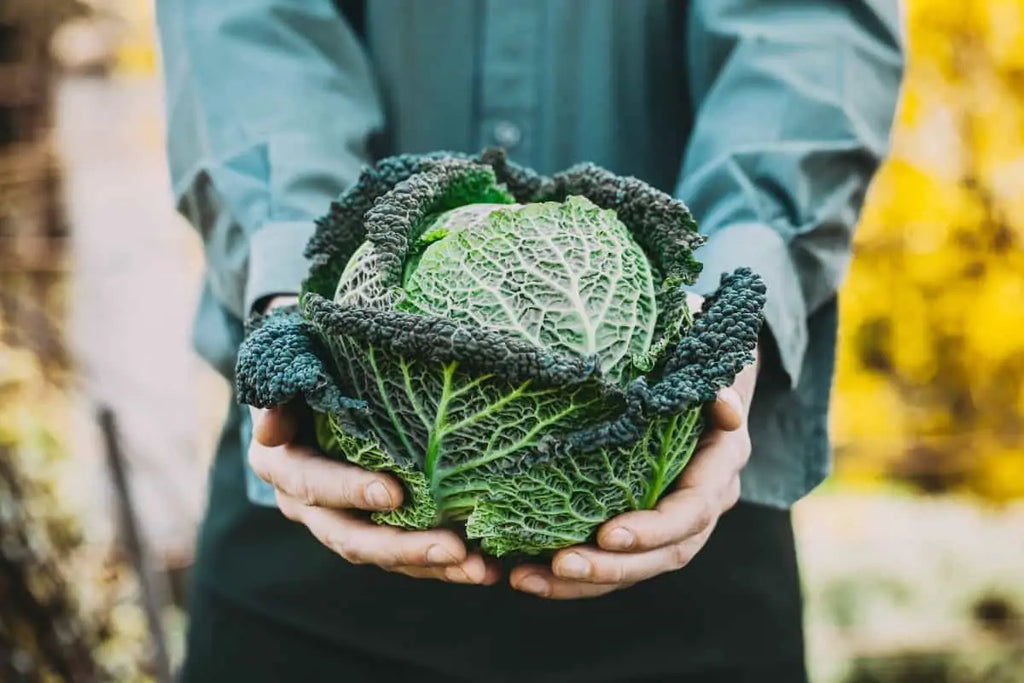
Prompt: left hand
<box><xmin>509</xmin><ymin>337</ymin><xmax>759</xmax><ymax>600</ymax></box>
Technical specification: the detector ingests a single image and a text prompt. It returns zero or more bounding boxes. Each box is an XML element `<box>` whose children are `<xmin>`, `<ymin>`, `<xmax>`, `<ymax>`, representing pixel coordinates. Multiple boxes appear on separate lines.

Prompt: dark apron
<box><xmin>180</xmin><ymin>402</ymin><xmax>806</xmax><ymax>683</ymax></box>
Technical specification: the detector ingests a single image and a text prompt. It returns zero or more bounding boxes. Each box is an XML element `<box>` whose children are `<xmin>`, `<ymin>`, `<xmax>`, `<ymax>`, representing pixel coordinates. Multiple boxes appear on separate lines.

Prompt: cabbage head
<box><xmin>236</xmin><ymin>149</ymin><xmax>765</xmax><ymax>556</ymax></box>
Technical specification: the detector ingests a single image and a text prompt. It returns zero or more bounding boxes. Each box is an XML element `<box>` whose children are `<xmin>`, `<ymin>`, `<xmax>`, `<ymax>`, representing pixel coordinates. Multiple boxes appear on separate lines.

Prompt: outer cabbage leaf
<box><xmin>303</xmin><ymin>160</ymin><xmax>708</xmax><ymax>555</ymax></box>
<box><xmin>235</xmin><ymin>150</ymin><xmax>765</xmax><ymax>557</ymax></box>
<box><xmin>309</xmin><ymin>326</ymin><xmax>702</xmax><ymax>555</ymax></box>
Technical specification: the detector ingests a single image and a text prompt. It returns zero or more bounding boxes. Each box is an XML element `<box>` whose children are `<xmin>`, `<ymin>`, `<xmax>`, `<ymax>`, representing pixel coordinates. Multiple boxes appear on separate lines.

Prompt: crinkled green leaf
<box><xmin>235</xmin><ymin>150</ymin><xmax>766</xmax><ymax>556</ymax></box>
<box><xmin>396</xmin><ymin>196</ymin><xmax>658</xmax><ymax>384</ymax></box>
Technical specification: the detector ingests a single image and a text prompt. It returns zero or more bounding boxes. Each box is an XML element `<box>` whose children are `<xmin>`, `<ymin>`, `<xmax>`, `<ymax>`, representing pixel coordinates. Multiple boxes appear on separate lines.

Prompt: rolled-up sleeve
<box><xmin>678</xmin><ymin>0</ymin><xmax>904</xmax><ymax>386</ymax></box>
<box><xmin>156</xmin><ymin>0</ymin><xmax>383</xmax><ymax>319</ymax></box>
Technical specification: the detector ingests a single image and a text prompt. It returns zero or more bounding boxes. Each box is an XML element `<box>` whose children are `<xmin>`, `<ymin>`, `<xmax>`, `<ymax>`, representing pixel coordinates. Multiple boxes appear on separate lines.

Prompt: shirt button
<box><xmin>493</xmin><ymin>121</ymin><xmax>522</xmax><ymax>148</ymax></box>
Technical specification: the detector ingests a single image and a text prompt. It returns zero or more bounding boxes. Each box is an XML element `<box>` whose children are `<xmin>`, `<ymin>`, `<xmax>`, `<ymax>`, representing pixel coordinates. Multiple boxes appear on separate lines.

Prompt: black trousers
<box><xmin>181</xmin><ymin>502</ymin><xmax>806</xmax><ymax>683</ymax></box>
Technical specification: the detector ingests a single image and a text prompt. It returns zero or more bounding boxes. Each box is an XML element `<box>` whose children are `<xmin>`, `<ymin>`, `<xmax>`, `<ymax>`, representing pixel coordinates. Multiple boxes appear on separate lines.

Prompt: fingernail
<box><xmin>365</xmin><ymin>481</ymin><xmax>392</xmax><ymax>508</ymax></box>
<box><xmin>518</xmin><ymin>575</ymin><xmax>549</xmax><ymax>596</ymax></box>
<box><xmin>605</xmin><ymin>527</ymin><xmax>635</xmax><ymax>550</ymax></box>
<box><xmin>558</xmin><ymin>552</ymin><xmax>590</xmax><ymax>579</ymax></box>
<box><xmin>429</xmin><ymin>544</ymin><xmax>461</xmax><ymax>565</ymax></box>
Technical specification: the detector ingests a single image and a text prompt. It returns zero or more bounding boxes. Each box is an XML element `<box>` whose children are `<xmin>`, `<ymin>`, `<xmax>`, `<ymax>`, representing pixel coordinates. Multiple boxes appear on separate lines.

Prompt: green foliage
<box><xmin>236</xmin><ymin>149</ymin><xmax>765</xmax><ymax>556</ymax></box>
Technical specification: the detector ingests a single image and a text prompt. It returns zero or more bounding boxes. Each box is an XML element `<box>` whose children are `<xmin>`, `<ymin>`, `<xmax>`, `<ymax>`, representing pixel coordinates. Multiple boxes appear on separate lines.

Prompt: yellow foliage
<box><xmin>832</xmin><ymin>0</ymin><xmax>1024</xmax><ymax>500</ymax></box>
<box><xmin>982</xmin><ymin>0</ymin><xmax>1024</xmax><ymax>70</ymax></box>
<box><xmin>970</xmin><ymin>440</ymin><xmax>1024</xmax><ymax>503</ymax></box>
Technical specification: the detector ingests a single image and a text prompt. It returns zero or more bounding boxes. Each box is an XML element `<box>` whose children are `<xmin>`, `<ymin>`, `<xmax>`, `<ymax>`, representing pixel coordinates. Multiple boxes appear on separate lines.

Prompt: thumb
<box><xmin>251</xmin><ymin>405</ymin><xmax>298</xmax><ymax>447</ymax></box>
<box><xmin>710</xmin><ymin>387</ymin><xmax>744</xmax><ymax>432</ymax></box>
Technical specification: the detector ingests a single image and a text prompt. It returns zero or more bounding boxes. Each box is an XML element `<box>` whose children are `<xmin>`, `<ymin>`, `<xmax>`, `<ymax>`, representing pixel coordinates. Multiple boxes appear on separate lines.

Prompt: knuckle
<box><xmin>694</xmin><ymin>496</ymin><xmax>717</xmax><ymax>532</ymax></box>
<box><xmin>330</xmin><ymin>535</ymin><xmax>364</xmax><ymax>565</ymax></box>
<box><xmin>276</xmin><ymin>492</ymin><xmax>301</xmax><ymax>521</ymax></box>
<box><xmin>341</xmin><ymin>475</ymin><xmax>366</xmax><ymax>508</ymax></box>
<box><xmin>309</xmin><ymin>518</ymin><xmax>359</xmax><ymax>564</ymax></box>
<box><xmin>670</xmin><ymin>542</ymin><xmax>692</xmax><ymax>570</ymax></box>
<box><xmin>321</xmin><ymin>464</ymin><xmax>369</xmax><ymax>509</ymax></box>
<box><xmin>292</xmin><ymin>473</ymin><xmax>319</xmax><ymax>507</ymax></box>
<box><xmin>386</xmin><ymin>541</ymin><xmax>420</xmax><ymax>567</ymax></box>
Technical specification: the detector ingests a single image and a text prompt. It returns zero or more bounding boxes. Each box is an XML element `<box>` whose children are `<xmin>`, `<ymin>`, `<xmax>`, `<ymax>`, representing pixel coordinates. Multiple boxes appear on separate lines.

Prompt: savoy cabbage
<box><xmin>236</xmin><ymin>149</ymin><xmax>766</xmax><ymax>556</ymax></box>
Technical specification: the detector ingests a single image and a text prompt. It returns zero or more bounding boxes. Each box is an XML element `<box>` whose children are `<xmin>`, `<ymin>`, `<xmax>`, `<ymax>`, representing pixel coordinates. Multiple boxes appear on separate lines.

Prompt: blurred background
<box><xmin>0</xmin><ymin>0</ymin><xmax>1021</xmax><ymax>680</ymax></box>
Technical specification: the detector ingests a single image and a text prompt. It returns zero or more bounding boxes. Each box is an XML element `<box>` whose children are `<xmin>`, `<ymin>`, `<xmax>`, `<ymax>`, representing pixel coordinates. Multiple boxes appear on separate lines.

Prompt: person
<box><xmin>156</xmin><ymin>1</ymin><xmax>904</xmax><ymax>681</ymax></box>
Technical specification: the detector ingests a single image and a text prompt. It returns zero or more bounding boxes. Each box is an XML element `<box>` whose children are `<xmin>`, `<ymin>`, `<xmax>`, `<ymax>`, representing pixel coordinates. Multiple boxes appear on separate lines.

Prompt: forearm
<box><xmin>679</xmin><ymin>0</ymin><xmax>905</xmax><ymax>385</ymax></box>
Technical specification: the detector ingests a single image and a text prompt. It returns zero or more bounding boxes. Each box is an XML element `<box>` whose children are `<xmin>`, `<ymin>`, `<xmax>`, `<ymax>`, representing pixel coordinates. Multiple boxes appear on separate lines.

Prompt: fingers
<box><xmin>277</xmin><ymin>494</ymin><xmax>467</xmax><ymax>567</ymax></box>
<box><xmin>510</xmin><ymin>523</ymin><xmax>716</xmax><ymax>598</ymax></box>
<box><xmin>249</xmin><ymin>442</ymin><xmax>404</xmax><ymax>511</ymax></box>
<box><xmin>556</xmin><ymin>525</ymin><xmax>713</xmax><ymax>585</ymax></box>
<box><xmin>510</xmin><ymin>564</ymin><xmax>624</xmax><ymax>599</ymax></box>
<box><xmin>277</xmin><ymin>493</ymin><xmax>500</xmax><ymax>585</ymax></box>
<box><xmin>392</xmin><ymin>554</ymin><xmax>503</xmax><ymax>586</ymax></box>
<box><xmin>677</xmin><ymin>428</ymin><xmax>750</xmax><ymax>492</ymax></box>
<box><xmin>552</xmin><ymin>540</ymin><xmax>700</xmax><ymax>585</ymax></box>
<box><xmin>596</xmin><ymin>427</ymin><xmax>748</xmax><ymax>553</ymax></box>
<box><xmin>595</xmin><ymin>488</ymin><xmax>717</xmax><ymax>552</ymax></box>
<box><xmin>710</xmin><ymin>387</ymin><xmax>743</xmax><ymax>432</ymax></box>
<box><xmin>709</xmin><ymin>341</ymin><xmax>760</xmax><ymax>432</ymax></box>
<box><xmin>252</xmin><ymin>406</ymin><xmax>298</xmax><ymax>447</ymax></box>
<box><xmin>245</xmin><ymin>380</ymin><xmax>503</xmax><ymax>588</ymax></box>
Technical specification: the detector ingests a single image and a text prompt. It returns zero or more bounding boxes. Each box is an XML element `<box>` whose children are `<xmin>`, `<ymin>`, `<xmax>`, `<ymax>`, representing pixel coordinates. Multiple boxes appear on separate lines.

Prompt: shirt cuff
<box><xmin>688</xmin><ymin>222</ymin><xmax>807</xmax><ymax>387</ymax></box>
<box><xmin>243</xmin><ymin>220</ymin><xmax>318</xmax><ymax>316</ymax></box>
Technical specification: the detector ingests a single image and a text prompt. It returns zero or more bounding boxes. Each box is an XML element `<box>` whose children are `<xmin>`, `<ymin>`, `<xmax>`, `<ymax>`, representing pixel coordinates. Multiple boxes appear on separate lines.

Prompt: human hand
<box><xmin>246</xmin><ymin>298</ymin><xmax>501</xmax><ymax>586</ymax></box>
<box><xmin>510</xmin><ymin>293</ymin><xmax>759</xmax><ymax>599</ymax></box>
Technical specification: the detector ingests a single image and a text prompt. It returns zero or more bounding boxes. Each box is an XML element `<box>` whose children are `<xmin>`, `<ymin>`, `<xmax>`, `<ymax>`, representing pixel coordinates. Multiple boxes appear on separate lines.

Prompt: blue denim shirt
<box><xmin>157</xmin><ymin>0</ymin><xmax>904</xmax><ymax>509</ymax></box>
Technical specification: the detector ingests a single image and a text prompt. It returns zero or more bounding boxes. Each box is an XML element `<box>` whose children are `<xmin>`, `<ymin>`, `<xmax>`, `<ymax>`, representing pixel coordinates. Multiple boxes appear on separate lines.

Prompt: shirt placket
<box><xmin>477</xmin><ymin>0</ymin><xmax>541</xmax><ymax>165</ymax></box>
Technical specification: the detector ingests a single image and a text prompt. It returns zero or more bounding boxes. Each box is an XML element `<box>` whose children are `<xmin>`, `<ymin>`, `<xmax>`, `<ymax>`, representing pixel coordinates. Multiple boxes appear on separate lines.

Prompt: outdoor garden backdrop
<box><xmin>1</xmin><ymin>1</ymin><xmax>1022</xmax><ymax>681</ymax></box>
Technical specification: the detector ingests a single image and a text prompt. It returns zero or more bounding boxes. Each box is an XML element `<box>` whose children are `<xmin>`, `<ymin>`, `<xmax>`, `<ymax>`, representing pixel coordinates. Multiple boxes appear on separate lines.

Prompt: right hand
<box><xmin>248</xmin><ymin>405</ymin><xmax>501</xmax><ymax>585</ymax></box>
<box><xmin>246</xmin><ymin>295</ymin><xmax>500</xmax><ymax>586</ymax></box>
